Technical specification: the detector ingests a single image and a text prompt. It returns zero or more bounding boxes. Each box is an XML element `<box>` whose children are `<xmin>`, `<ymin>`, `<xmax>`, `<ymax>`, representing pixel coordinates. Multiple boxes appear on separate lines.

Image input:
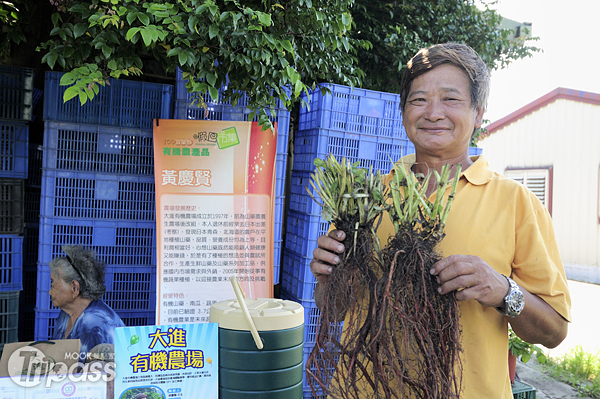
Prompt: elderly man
<box><xmin>310</xmin><ymin>42</ymin><xmax>571</xmax><ymax>398</ymax></box>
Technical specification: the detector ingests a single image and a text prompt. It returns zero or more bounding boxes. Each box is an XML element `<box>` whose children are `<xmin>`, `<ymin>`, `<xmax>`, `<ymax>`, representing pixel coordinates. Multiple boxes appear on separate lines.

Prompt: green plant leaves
<box><xmin>509</xmin><ymin>328</ymin><xmax>547</xmax><ymax>365</ymax></box>
<box><xmin>39</xmin><ymin>0</ymin><xmax>364</xmax><ymax>117</ymax></box>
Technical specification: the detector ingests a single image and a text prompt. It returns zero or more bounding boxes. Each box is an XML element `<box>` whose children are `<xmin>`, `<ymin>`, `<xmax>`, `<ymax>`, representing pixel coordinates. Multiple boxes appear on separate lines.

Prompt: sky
<box><xmin>484</xmin><ymin>0</ymin><xmax>600</xmax><ymax>124</ymax></box>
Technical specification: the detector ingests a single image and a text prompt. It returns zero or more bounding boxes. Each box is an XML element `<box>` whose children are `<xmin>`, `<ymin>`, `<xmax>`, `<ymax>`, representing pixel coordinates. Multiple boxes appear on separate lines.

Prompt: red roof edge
<box><xmin>485</xmin><ymin>87</ymin><xmax>600</xmax><ymax>134</ymax></box>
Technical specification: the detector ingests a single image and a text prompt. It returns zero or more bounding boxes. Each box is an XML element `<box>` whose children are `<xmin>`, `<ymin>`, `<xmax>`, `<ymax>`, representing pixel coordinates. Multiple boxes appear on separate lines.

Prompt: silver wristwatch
<box><xmin>496</xmin><ymin>275</ymin><xmax>524</xmax><ymax>317</ymax></box>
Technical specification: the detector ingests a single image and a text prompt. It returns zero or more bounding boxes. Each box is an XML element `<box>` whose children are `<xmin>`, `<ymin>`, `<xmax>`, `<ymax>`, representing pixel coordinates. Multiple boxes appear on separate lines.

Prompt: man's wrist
<box><xmin>495</xmin><ymin>275</ymin><xmax>524</xmax><ymax>317</ymax></box>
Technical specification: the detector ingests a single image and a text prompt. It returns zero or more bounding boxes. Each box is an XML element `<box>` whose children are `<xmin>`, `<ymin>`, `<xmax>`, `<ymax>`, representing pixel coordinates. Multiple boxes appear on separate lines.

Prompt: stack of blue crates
<box><xmin>19</xmin><ymin>143</ymin><xmax>42</xmax><ymax>342</ymax></box>
<box><xmin>33</xmin><ymin>72</ymin><xmax>174</xmax><ymax>340</ymax></box>
<box><xmin>281</xmin><ymin>83</ymin><xmax>415</xmax><ymax>398</ymax></box>
<box><xmin>173</xmin><ymin>68</ymin><xmax>291</xmax><ymax>283</ymax></box>
<box><xmin>0</xmin><ymin>65</ymin><xmax>36</xmax><ymax>351</ymax></box>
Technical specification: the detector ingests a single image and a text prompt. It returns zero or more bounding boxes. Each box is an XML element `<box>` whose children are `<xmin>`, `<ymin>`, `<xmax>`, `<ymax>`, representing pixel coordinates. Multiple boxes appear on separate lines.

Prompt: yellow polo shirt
<box><xmin>332</xmin><ymin>154</ymin><xmax>571</xmax><ymax>398</ymax></box>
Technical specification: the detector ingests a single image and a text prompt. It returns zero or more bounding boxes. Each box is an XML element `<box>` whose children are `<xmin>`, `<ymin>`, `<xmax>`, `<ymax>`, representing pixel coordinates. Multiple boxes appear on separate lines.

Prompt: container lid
<box><xmin>210</xmin><ymin>298</ymin><xmax>304</xmax><ymax>331</ymax></box>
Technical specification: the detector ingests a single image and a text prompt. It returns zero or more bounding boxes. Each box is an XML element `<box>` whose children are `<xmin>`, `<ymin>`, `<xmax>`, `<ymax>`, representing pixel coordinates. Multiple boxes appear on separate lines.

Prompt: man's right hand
<box><xmin>310</xmin><ymin>229</ymin><xmax>346</xmax><ymax>311</ymax></box>
<box><xmin>310</xmin><ymin>229</ymin><xmax>346</xmax><ymax>282</ymax></box>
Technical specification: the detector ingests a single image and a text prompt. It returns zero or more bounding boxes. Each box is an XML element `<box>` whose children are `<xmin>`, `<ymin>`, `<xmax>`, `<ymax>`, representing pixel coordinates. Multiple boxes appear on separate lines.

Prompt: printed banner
<box><xmin>153</xmin><ymin>119</ymin><xmax>277</xmax><ymax>324</ymax></box>
<box><xmin>113</xmin><ymin>323</ymin><xmax>219</xmax><ymax>399</ymax></box>
<box><xmin>0</xmin><ymin>376</ymin><xmax>107</xmax><ymax>398</ymax></box>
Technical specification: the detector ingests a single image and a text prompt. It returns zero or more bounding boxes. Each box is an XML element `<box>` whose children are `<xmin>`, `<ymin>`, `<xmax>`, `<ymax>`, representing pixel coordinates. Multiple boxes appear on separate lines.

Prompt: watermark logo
<box><xmin>6</xmin><ymin>347</ymin><xmax>115</xmax><ymax>388</ymax></box>
<box><xmin>61</xmin><ymin>382</ymin><xmax>75</xmax><ymax>396</ymax></box>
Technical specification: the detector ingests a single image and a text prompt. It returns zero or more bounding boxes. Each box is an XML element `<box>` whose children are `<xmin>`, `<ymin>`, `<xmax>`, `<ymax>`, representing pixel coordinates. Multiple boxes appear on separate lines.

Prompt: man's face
<box><xmin>402</xmin><ymin>63</ymin><xmax>484</xmax><ymax>159</ymax></box>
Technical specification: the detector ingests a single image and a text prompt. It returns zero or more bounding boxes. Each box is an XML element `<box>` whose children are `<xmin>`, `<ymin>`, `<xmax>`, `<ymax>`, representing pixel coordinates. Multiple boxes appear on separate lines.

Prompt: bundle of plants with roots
<box><xmin>305</xmin><ymin>155</ymin><xmax>386</xmax><ymax>396</ymax></box>
<box><xmin>307</xmin><ymin>158</ymin><xmax>464</xmax><ymax>399</ymax></box>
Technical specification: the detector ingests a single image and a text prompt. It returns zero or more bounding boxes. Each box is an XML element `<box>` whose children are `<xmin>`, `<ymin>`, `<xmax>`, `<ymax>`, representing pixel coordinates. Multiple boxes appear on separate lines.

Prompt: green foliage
<box><xmin>508</xmin><ymin>327</ymin><xmax>547</xmax><ymax>364</ymax></box>
<box><xmin>0</xmin><ymin>0</ymin><xmax>33</xmax><ymax>59</ymax></box>
<box><xmin>33</xmin><ymin>0</ymin><xmax>542</xmax><ymax>131</ymax></box>
<box><xmin>351</xmin><ymin>0</ymin><xmax>541</xmax><ymax>94</ymax></box>
<box><xmin>470</xmin><ymin>125</ymin><xmax>488</xmax><ymax>147</ymax></box>
<box><xmin>37</xmin><ymin>0</ymin><xmax>367</xmax><ymax>130</ymax></box>
<box><xmin>309</xmin><ymin>156</ymin><xmax>385</xmax><ymax>227</ymax></box>
<box><xmin>308</xmin><ymin>155</ymin><xmax>386</xmax><ymax>256</ymax></box>
<box><xmin>543</xmin><ymin>346</ymin><xmax>600</xmax><ymax>398</ymax></box>
<box><xmin>388</xmin><ymin>162</ymin><xmax>461</xmax><ymax>240</ymax></box>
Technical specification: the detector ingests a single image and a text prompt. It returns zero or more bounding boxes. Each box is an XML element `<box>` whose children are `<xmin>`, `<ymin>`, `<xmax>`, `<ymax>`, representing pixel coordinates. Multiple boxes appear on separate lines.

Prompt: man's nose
<box><xmin>423</xmin><ymin>100</ymin><xmax>445</xmax><ymax>121</ymax></box>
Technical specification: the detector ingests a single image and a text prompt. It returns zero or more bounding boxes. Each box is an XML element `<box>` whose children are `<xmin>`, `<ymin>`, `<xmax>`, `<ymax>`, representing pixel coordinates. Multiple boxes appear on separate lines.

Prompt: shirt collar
<box><xmin>462</xmin><ymin>154</ymin><xmax>494</xmax><ymax>185</ymax></box>
<box><xmin>393</xmin><ymin>153</ymin><xmax>494</xmax><ymax>186</ymax></box>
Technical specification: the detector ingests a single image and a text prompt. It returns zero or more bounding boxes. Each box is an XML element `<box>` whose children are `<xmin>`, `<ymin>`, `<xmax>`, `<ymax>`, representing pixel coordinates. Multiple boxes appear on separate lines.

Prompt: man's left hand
<box><xmin>430</xmin><ymin>254</ymin><xmax>509</xmax><ymax>308</ymax></box>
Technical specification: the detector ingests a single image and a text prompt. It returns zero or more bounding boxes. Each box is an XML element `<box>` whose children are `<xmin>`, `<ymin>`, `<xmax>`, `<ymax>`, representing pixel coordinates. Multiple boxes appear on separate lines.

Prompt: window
<box><xmin>505</xmin><ymin>167</ymin><xmax>552</xmax><ymax>215</ymax></box>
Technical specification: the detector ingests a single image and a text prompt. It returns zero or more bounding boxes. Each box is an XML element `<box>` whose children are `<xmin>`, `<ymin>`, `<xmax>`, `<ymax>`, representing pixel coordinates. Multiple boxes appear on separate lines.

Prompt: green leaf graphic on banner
<box><xmin>217</xmin><ymin>127</ymin><xmax>240</xmax><ymax>149</ymax></box>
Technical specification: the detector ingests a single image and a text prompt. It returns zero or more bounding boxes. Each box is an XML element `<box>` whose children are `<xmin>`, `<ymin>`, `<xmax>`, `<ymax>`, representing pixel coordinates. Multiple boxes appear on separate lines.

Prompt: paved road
<box><xmin>516</xmin><ymin>359</ymin><xmax>590</xmax><ymax>399</ymax></box>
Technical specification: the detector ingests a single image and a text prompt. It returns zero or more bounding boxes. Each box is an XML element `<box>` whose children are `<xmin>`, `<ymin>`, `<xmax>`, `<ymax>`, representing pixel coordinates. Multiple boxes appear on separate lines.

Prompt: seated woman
<box><xmin>49</xmin><ymin>245</ymin><xmax>125</xmax><ymax>356</ymax></box>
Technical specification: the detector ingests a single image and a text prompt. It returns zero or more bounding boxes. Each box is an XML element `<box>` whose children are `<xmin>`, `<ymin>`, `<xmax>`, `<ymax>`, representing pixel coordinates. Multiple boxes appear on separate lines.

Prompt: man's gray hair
<box><xmin>400</xmin><ymin>42</ymin><xmax>491</xmax><ymax>113</ymax></box>
<box><xmin>49</xmin><ymin>245</ymin><xmax>106</xmax><ymax>300</ymax></box>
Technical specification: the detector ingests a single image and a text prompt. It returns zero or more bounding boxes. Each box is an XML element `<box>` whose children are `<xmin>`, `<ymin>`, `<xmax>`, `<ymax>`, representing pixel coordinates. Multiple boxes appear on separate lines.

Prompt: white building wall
<box><xmin>479</xmin><ymin>99</ymin><xmax>600</xmax><ymax>282</ymax></box>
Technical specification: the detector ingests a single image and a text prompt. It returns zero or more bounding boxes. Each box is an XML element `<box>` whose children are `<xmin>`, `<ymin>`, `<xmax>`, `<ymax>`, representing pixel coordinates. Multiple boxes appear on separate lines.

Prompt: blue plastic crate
<box><xmin>281</xmin><ymin>249</ymin><xmax>318</xmax><ymax>301</ymax></box>
<box><xmin>43</xmin><ymin>121</ymin><xmax>155</xmax><ymax>175</ymax></box>
<box><xmin>275</xmin><ymin>153</ymin><xmax>287</xmax><ymax>199</ymax></box>
<box><xmin>0</xmin><ymin>290</ymin><xmax>19</xmax><ymax>345</ymax></box>
<box><xmin>0</xmin><ymin>65</ymin><xmax>35</xmax><ymax>121</ymax></box>
<box><xmin>23</xmin><ymin>222</ymin><xmax>39</xmax><ymax>265</ymax></box>
<box><xmin>0</xmin><ymin>178</ymin><xmax>24</xmax><ymax>234</ymax></box>
<box><xmin>274</xmin><ymin>195</ymin><xmax>285</xmax><ymax>280</ymax></box>
<box><xmin>27</xmin><ymin>143</ymin><xmax>43</xmax><ymax>187</ymax></box>
<box><xmin>293</xmin><ymin>128</ymin><xmax>414</xmax><ymax>172</ymax></box>
<box><xmin>279</xmin><ymin>290</ymin><xmax>318</xmax><ymax>346</ymax></box>
<box><xmin>43</xmin><ymin>71</ymin><xmax>173</xmax><ymax>129</ymax></box>
<box><xmin>0</xmin><ymin>235</ymin><xmax>23</xmax><ymax>291</ymax></box>
<box><xmin>274</xmin><ymin>194</ymin><xmax>285</xmax><ymax>239</ymax></box>
<box><xmin>34</xmin><ymin>308</ymin><xmax>155</xmax><ymax>340</ymax></box>
<box><xmin>175</xmin><ymin>68</ymin><xmax>249</xmax><ymax>106</ymax></box>
<box><xmin>24</xmin><ymin>185</ymin><xmax>40</xmax><ymax>223</ymax></box>
<box><xmin>174</xmin><ymin>101</ymin><xmax>244</xmax><ymax>122</ymax></box>
<box><xmin>280</xmin><ymin>289</ymin><xmax>343</xmax><ymax>349</ymax></box>
<box><xmin>174</xmin><ymin>100</ymin><xmax>291</xmax><ymax>156</ymax></box>
<box><xmin>0</xmin><ymin>122</ymin><xmax>28</xmax><ymax>178</ymax></box>
<box><xmin>38</xmin><ymin>216</ymin><xmax>156</xmax><ymax>268</ymax></box>
<box><xmin>119</xmin><ymin>310</ymin><xmax>155</xmax><ymax>327</ymax></box>
<box><xmin>278</xmin><ymin>291</ymin><xmax>340</xmax><ymax>399</ymax></box>
<box><xmin>21</xmin><ymin>263</ymin><xmax>36</xmax><ymax>309</ymax></box>
<box><xmin>40</xmin><ymin>169</ymin><xmax>156</xmax><ymax>221</ymax></box>
<box><xmin>174</xmin><ymin>69</ymin><xmax>290</xmax><ymax>156</ymax></box>
<box><xmin>303</xmin><ymin>346</ymin><xmax>329</xmax><ymax>398</ymax></box>
<box><xmin>273</xmin><ymin>239</ymin><xmax>282</xmax><ymax>284</ymax></box>
<box><xmin>284</xmin><ymin>211</ymin><xmax>330</xmax><ymax>259</ymax></box>
<box><xmin>33</xmin><ymin>308</ymin><xmax>59</xmax><ymax>341</ymax></box>
<box><xmin>299</xmin><ymin>83</ymin><xmax>405</xmax><ymax>138</ymax></box>
<box><xmin>288</xmin><ymin>170</ymin><xmax>323</xmax><ymax>216</ymax></box>
<box><xmin>469</xmin><ymin>146</ymin><xmax>483</xmax><ymax>156</ymax></box>
<box><xmin>36</xmin><ymin>263</ymin><xmax>156</xmax><ymax>312</ymax></box>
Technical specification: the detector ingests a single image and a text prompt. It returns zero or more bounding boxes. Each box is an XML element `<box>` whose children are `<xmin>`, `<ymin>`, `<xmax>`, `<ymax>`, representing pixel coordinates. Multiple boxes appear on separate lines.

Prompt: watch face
<box><xmin>507</xmin><ymin>290</ymin><xmax>524</xmax><ymax>314</ymax></box>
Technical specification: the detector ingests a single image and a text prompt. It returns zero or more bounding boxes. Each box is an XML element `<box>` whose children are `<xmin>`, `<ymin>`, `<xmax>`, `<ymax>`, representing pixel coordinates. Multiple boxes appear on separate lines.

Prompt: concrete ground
<box><xmin>513</xmin><ymin>280</ymin><xmax>600</xmax><ymax>399</ymax></box>
<box><xmin>516</xmin><ymin>359</ymin><xmax>589</xmax><ymax>399</ymax></box>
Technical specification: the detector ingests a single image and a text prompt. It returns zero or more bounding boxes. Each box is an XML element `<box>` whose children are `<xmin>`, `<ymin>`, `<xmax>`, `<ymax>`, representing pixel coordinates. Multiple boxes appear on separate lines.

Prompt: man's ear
<box><xmin>474</xmin><ymin>107</ymin><xmax>485</xmax><ymax>128</ymax></box>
